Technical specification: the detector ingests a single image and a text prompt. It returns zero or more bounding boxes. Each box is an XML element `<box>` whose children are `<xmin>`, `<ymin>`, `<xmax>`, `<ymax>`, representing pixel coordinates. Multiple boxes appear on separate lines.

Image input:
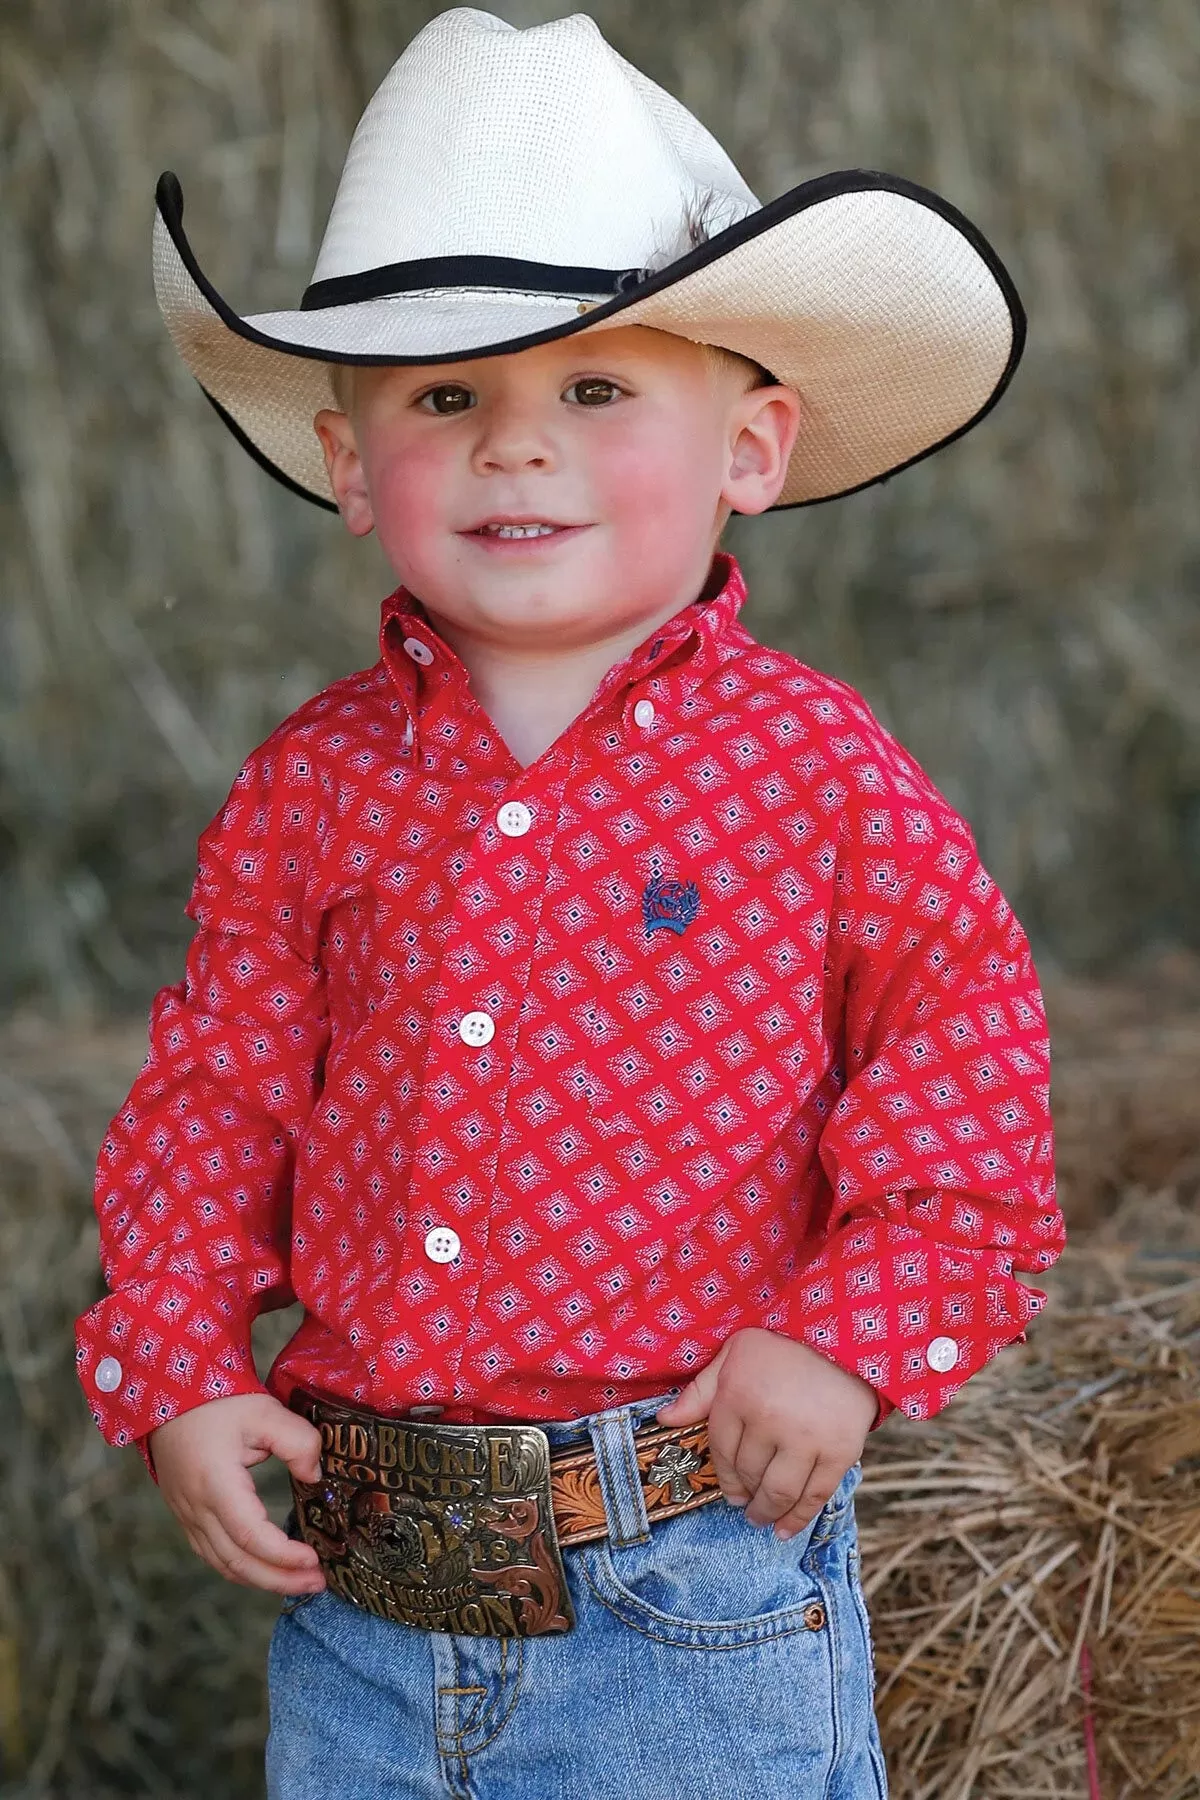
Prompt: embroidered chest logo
<box><xmin>642</xmin><ymin>874</ymin><xmax>701</xmax><ymax>937</ymax></box>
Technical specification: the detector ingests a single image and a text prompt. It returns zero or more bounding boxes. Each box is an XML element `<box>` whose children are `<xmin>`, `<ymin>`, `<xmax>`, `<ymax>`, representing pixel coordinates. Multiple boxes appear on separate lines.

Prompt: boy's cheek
<box><xmin>592</xmin><ymin>439</ymin><xmax>720</xmax><ymax>551</ymax></box>
<box><xmin>592</xmin><ymin>437</ymin><xmax>684</xmax><ymax>515</ymax></box>
<box><xmin>367</xmin><ymin>457</ymin><xmax>456</xmax><ymax>568</ymax></box>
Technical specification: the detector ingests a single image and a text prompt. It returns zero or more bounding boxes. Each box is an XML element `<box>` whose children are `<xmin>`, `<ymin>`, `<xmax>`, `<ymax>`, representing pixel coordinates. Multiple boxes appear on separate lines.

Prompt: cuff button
<box><xmin>925</xmin><ymin>1335</ymin><xmax>959</xmax><ymax>1374</ymax></box>
<box><xmin>95</xmin><ymin>1356</ymin><xmax>124</xmax><ymax>1393</ymax></box>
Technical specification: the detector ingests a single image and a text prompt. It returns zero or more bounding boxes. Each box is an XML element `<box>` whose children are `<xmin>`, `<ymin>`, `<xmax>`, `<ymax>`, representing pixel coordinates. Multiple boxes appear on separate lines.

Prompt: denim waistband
<box><xmin>505</xmin><ymin>1389</ymin><xmax>859</xmax><ymax>1549</ymax></box>
<box><xmin>285</xmin><ymin>1388</ymin><xmax>861</xmax><ymax>1567</ymax></box>
<box><xmin>537</xmin><ymin>1389</ymin><xmax>681</xmax><ymax>1449</ymax></box>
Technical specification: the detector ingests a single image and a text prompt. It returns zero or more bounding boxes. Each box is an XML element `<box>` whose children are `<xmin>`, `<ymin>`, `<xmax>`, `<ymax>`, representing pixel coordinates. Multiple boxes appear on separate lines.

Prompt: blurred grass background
<box><xmin>2</xmin><ymin>0</ymin><xmax>1199</xmax><ymax>1794</ymax></box>
<box><xmin>2</xmin><ymin>0</ymin><xmax>1199</xmax><ymax>1012</ymax></box>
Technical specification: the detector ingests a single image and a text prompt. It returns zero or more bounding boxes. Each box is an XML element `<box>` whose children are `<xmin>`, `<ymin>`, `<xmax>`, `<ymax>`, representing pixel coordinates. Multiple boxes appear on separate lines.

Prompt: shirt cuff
<box><xmin>75</xmin><ymin>1280</ymin><xmax>268</xmax><ymax>1478</ymax></box>
<box><xmin>760</xmin><ymin>1225</ymin><xmax>1049</xmax><ymax>1425</ymax></box>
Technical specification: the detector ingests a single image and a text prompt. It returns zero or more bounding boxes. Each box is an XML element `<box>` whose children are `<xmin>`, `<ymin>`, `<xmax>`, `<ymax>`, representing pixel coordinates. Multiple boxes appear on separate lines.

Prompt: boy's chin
<box><xmin>437</xmin><ymin>581</ymin><xmax>638</xmax><ymax>647</ymax></box>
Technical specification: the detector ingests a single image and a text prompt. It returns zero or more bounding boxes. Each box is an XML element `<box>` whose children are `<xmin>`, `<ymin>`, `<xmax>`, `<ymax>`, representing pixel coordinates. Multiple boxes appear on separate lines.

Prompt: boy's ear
<box><xmin>314</xmin><ymin>409</ymin><xmax>375</xmax><ymax>536</ymax></box>
<box><xmin>720</xmin><ymin>385</ymin><xmax>803</xmax><ymax>517</ymax></box>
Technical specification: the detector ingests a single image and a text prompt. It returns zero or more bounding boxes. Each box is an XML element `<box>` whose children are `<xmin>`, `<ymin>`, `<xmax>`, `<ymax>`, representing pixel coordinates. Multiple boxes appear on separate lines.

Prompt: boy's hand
<box><xmin>149</xmin><ymin>1392</ymin><xmax>327</xmax><ymax>1596</ymax></box>
<box><xmin>656</xmin><ymin>1328</ymin><xmax>879</xmax><ymax>1540</ymax></box>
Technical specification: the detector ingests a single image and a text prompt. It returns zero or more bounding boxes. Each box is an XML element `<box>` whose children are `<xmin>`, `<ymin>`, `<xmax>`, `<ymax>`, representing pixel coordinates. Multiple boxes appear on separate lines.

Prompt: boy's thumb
<box><xmin>656</xmin><ymin>1354</ymin><xmax>723</xmax><ymax>1427</ymax></box>
<box><xmin>263</xmin><ymin>1410</ymin><xmax>323</xmax><ymax>1485</ymax></box>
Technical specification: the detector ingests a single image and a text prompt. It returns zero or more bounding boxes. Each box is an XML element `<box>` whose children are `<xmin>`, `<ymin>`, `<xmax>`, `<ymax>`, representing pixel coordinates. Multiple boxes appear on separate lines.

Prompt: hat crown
<box><xmin>311</xmin><ymin>8</ymin><xmax>759</xmax><ymax>289</ymax></box>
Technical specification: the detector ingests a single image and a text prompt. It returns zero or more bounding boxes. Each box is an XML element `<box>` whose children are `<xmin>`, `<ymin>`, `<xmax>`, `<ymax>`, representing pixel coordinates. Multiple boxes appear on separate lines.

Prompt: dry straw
<box><xmin>859</xmin><ymin>1263</ymin><xmax>1200</xmax><ymax>1799</ymax></box>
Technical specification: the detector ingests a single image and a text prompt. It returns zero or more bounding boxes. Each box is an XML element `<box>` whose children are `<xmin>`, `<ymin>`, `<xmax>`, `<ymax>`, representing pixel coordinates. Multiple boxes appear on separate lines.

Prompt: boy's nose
<box><xmin>470</xmin><ymin>400</ymin><xmax>557</xmax><ymax>473</ymax></box>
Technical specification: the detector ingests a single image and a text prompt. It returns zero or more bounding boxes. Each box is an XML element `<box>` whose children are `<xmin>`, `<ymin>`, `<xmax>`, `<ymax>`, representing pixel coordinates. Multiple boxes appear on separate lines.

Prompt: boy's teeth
<box><xmin>484</xmin><ymin>523</ymin><xmax>559</xmax><ymax>537</ymax></box>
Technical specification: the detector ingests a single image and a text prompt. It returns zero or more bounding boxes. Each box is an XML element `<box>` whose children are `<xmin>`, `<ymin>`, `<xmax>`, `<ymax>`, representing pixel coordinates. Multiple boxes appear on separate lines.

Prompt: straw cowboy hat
<box><xmin>152</xmin><ymin>7</ymin><xmax>1025</xmax><ymax>513</ymax></box>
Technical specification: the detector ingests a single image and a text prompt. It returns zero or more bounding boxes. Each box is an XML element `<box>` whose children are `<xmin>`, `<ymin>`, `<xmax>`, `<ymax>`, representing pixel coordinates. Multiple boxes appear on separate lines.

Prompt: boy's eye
<box><xmin>565</xmin><ymin>378</ymin><xmax>621</xmax><ymax>406</ymax></box>
<box><xmin>418</xmin><ymin>383</ymin><xmax>475</xmax><ymax>414</ymax></box>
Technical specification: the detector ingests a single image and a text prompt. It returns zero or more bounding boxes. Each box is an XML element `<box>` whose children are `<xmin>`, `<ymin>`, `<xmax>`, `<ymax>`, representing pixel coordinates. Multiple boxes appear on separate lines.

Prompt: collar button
<box><xmin>402</xmin><ymin>636</ymin><xmax>434</xmax><ymax>666</ymax></box>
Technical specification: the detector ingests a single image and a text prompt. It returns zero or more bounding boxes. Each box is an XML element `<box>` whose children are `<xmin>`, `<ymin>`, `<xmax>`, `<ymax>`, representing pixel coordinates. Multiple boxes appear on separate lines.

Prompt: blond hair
<box><xmin>327</xmin><ymin>362</ymin><xmax>356</xmax><ymax>413</ymax></box>
<box><xmin>698</xmin><ymin>339</ymin><xmax>771</xmax><ymax>391</ymax></box>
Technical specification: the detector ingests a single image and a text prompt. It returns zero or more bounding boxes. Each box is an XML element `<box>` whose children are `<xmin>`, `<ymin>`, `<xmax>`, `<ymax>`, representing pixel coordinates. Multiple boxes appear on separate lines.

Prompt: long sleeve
<box><xmin>74</xmin><ymin>741</ymin><xmax>330</xmax><ymax>1467</ymax></box>
<box><xmin>762</xmin><ymin>800</ymin><xmax>1063</xmax><ymax>1424</ymax></box>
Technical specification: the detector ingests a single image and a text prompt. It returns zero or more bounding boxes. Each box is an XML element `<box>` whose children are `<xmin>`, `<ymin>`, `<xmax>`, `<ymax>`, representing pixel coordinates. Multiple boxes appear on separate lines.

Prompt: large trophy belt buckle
<box><xmin>288</xmin><ymin>1394</ymin><xmax>575</xmax><ymax>1638</ymax></box>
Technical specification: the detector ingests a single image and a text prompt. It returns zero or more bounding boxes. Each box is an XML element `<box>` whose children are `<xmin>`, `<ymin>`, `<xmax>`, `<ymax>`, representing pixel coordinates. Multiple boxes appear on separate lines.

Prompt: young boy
<box><xmin>76</xmin><ymin>12</ymin><xmax>1063</xmax><ymax>1796</ymax></box>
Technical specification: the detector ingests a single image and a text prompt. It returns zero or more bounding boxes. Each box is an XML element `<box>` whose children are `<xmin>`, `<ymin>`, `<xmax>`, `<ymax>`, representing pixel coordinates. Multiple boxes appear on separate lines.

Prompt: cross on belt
<box><xmin>646</xmin><ymin>1442</ymin><xmax>704</xmax><ymax>1504</ymax></box>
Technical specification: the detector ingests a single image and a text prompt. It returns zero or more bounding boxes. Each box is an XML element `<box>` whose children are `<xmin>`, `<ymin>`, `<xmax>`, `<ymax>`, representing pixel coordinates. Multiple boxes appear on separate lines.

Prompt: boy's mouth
<box><xmin>462</xmin><ymin>517</ymin><xmax>591</xmax><ymax>549</ymax></box>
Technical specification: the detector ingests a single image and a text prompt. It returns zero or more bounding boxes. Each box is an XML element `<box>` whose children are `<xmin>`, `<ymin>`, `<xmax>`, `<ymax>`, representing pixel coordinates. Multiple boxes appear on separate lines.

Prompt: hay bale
<box><xmin>860</xmin><ymin>1247</ymin><xmax>1200</xmax><ymax>1799</ymax></box>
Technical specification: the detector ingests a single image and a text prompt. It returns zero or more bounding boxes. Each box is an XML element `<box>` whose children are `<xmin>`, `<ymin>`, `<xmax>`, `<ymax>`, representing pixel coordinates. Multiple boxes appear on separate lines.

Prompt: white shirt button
<box><xmin>458</xmin><ymin>1010</ymin><xmax>495</xmax><ymax>1047</ymax></box>
<box><xmin>424</xmin><ymin>1226</ymin><xmax>462</xmax><ymax>1263</ymax></box>
<box><xmin>402</xmin><ymin>636</ymin><xmax>434</xmax><ymax>666</ymax></box>
<box><xmin>633</xmin><ymin>699</ymin><xmax>656</xmax><ymax>728</ymax></box>
<box><xmin>95</xmin><ymin>1356</ymin><xmax>123</xmax><ymax>1393</ymax></box>
<box><xmin>926</xmin><ymin>1335</ymin><xmax>960</xmax><ymax>1373</ymax></box>
<box><xmin>497</xmin><ymin>800</ymin><xmax>532</xmax><ymax>837</ymax></box>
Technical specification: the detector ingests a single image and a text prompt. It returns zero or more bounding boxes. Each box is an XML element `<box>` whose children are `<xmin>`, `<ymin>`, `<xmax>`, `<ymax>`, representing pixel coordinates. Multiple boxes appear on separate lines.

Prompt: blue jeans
<box><xmin>265</xmin><ymin>1392</ymin><xmax>888</xmax><ymax>1799</ymax></box>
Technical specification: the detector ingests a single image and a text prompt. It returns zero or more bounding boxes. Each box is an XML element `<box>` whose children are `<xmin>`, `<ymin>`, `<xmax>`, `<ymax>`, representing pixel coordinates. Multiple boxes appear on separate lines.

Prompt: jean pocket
<box><xmin>577</xmin><ymin>1495</ymin><xmax>837</xmax><ymax>1649</ymax></box>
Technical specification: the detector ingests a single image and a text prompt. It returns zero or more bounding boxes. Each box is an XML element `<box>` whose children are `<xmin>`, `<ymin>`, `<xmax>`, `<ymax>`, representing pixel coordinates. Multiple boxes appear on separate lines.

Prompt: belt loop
<box><xmin>588</xmin><ymin>1408</ymin><xmax>651</xmax><ymax>1548</ymax></box>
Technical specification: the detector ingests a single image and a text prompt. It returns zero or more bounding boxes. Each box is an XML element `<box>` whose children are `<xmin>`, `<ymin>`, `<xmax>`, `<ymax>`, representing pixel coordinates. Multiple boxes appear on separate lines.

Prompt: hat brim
<box><xmin>153</xmin><ymin>169</ymin><xmax>1024</xmax><ymax>513</ymax></box>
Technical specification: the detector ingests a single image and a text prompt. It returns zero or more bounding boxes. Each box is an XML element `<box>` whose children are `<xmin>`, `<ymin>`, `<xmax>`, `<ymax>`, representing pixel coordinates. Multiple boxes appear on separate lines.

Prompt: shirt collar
<box><xmin>378</xmin><ymin>550</ymin><xmax>750</xmax><ymax>758</ymax></box>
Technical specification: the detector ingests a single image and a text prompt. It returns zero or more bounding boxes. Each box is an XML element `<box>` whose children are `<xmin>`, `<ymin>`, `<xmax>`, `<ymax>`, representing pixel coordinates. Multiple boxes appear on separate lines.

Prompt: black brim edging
<box><xmin>202</xmin><ymin>388</ymin><xmax>339</xmax><ymax>511</ymax></box>
<box><xmin>156</xmin><ymin>168</ymin><xmax>1026</xmax><ymax>514</ymax></box>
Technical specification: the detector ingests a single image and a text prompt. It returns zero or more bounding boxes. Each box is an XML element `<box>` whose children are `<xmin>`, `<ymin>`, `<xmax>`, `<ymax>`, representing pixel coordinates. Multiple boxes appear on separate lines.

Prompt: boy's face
<box><xmin>314</xmin><ymin>324</ymin><xmax>800</xmax><ymax>655</ymax></box>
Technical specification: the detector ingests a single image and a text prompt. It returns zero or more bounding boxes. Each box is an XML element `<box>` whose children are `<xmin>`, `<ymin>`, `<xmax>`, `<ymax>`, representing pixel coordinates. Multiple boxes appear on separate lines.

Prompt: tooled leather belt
<box><xmin>287</xmin><ymin>1388</ymin><xmax>722</xmax><ymax>1638</ymax></box>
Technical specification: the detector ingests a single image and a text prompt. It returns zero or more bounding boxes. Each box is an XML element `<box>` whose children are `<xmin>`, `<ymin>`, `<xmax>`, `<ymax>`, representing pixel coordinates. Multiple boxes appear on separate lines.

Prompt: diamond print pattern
<box><xmin>75</xmin><ymin>553</ymin><xmax>1062</xmax><ymax>1465</ymax></box>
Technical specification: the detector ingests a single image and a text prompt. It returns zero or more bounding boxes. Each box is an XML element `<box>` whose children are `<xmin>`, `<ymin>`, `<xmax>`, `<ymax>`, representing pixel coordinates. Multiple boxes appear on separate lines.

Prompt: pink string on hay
<box><xmin>1081</xmin><ymin>1643</ymin><xmax>1102</xmax><ymax>1800</ymax></box>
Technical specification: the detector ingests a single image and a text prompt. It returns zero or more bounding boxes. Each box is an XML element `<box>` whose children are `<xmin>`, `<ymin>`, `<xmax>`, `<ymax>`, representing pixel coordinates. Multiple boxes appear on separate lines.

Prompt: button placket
<box><xmin>392</xmin><ymin>764</ymin><xmax>567</xmax><ymax>1394</ymax></box>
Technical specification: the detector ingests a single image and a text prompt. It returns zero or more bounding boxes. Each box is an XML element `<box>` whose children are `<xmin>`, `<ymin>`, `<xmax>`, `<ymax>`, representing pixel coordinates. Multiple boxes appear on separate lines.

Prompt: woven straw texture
<box><xmin>153</xmin><ymin>8</ymin><xmax>1016</xmax><ymax>508</ymax></box>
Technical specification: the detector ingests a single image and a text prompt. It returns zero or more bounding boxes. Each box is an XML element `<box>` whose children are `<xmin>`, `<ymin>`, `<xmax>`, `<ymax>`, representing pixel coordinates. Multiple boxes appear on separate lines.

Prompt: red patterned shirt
<box><xmin>75</xmin><ymin>553</ymin><xmax>1063</xmax><ymax>1463</ymax></box>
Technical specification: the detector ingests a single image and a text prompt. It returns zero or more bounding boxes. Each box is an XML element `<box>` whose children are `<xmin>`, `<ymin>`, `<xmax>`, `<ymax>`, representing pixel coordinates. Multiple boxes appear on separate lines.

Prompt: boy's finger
<box><xmin>656</xmin><ymin>1346</ymin><xmax>726</xmax><ymax>1426</ymax></box>
<box><xmin>210</xmin><ymin>1466</ymin><xmax>322</xmax><ymax>1573</ymax></box>
<box><xmin>742</xmin><ymin>1448</ymin><xmax>814</xmax><ymax>1528</ymax></box>
<box><xmin>257</xmin><ymin>1410</ymin><xmax>323</xmax><ymax>1485</ymax></box>
<box><xmin>705</xmin><ymin>1410</ymin><xmax>748</xmax><ymax>1504</ymax></box>
<box><xmin>184</xmin><ymin>1519</ymin><xmax>315</xmax><ymax>1595</ymax></box>
<box><xmin>771</xmin><ymin>1459</ymin><xmax>843</xmax><ymax>1540</ymax></box>
<box><xmin>730</xmin><ymin>1428</ymin><xmax>776</xmax><ymax>1505</ymax></box>
<box><xmin>200</xmin><ymin>1511</ymin><xmax>324</xmax><ymax>1593</ymax></box>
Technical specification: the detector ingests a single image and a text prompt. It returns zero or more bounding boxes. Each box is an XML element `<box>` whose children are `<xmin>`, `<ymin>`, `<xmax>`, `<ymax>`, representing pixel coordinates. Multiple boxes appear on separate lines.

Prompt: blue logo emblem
<box><xmin>642</xmin><ymin>875</ymin><xmax>700</xmax><ymax>936</ymax></box>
